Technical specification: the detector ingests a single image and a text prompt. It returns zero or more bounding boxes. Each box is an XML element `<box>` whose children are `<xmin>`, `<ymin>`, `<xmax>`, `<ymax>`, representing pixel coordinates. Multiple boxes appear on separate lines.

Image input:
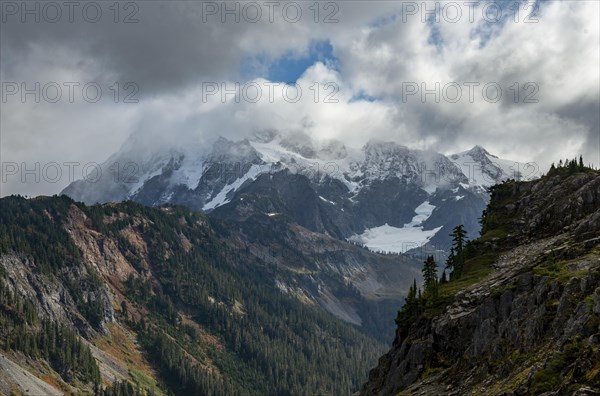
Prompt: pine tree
<box><xmin>405</xmin><ymin>279</ymin><xmax>417</xmax><ymax>311</ymax></box>
<box><xmin>440</xmin><ymin>270</ymin><xmax>447</xmax><ymax>284</ymax></box>
<box><xmin>449</xmin><ymin>225</ymin><xmax>468</xmax><ymax>279</ymax></box>
<box><xmin>446</xmin><ymin>247</ymin><xmax>456</xmax><ymax>271</ymax></box>
<box><xmin>422</xmin><ymin>256</ymin><xmax>438</xmax><ymax>301</ymax></box>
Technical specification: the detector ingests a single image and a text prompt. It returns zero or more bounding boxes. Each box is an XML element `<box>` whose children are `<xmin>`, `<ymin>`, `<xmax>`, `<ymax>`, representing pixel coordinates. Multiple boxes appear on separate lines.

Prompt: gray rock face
<box><xmin>0</xmin><ymin>253</ymin><xmax>114</xmax><ymax>336</ymax></box>
<box><xmin>361</xmin><ymin>172</ymin><xmax>600</xmax><ymax>395</ymax></box>
<box><xmin>362</xmin><ymin>246</ymin><xmax>600</xmax><ymax>395</ymax></box>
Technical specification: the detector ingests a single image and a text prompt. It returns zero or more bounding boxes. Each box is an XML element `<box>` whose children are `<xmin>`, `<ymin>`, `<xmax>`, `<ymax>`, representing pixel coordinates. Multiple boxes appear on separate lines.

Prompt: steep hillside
<box><xmin>361</xmin><ymin>167</ymin><xmax>600</xmax><ymax>395</ymax></box>
<box><xmin>212</xmin><ymin>209</ymin><xmax>422</xmax><ymax>336</ymax></box>
<box><xmin>0</xmin><ymin>195</ymin><xmax>397</xmax><ymax>395</ymax></box>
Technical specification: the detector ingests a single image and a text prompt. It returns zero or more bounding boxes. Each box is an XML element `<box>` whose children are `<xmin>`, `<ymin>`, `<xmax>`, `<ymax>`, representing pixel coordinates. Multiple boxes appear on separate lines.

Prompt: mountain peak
<box><xmin>466</xmin><ymin>145</ymin><xmax>501</xmax><ymax>159</ymax></box>
<box><xmin>210</xmin><ymin>137</ymin><xmax>261</xmax><ymax>162</ymax></box>
<box><xmin>468</xmin><ymin>145</ymin><xmax>489</xmax><ymax>155</ymax></box>
<box><xmin>470</xmin><ymin>144</ymin><xmax>487</xmax><ymax>151</ymax></box>
<box><xmin>251</xmin><ymin>129</ymin><xmax>280</xmax><ymax>144</ymax></box>
<box><xmin>317</xmin><ymin>139</ymin><xmax>348</xmax><ymax>160</ymax></box>
<box><xmin>362</xmin><ymin>139</ymin><xmax>409</xmax><ymax>155</ymax></box>
<box><xmin>279</xmin><ymin>131</ymin><xmax>317</xmax><ymax>158</ymax></box>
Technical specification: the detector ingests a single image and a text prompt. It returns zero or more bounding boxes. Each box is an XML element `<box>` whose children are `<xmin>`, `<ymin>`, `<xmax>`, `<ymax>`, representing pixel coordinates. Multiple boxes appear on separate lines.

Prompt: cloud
<box><xmin>331</xmin><ymin>0</ymin><xmax>599</xmax><ymax>162</ymax></box>
<box><xmin>1</xmin><ymin>0</ymin><xmax>598</xmax><ymax>197</ymax></box>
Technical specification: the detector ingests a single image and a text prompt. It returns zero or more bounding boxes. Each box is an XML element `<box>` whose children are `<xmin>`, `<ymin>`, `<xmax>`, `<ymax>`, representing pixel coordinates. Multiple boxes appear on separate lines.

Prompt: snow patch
<box><xmin>406</xmin><ymin>201</ymin><xmax>437</xmax><ymax>226</ymax></box>
<box><xmin>349</xmin><ymin>224</ymin><xmax>442</xmax><ymax>254</ymax></box>
<box><xmin>319</xmin><ymin>196</ymin><xmax>336</xmax><ymax>205</ymax></box>
<box><xmin>348</xmin><ymin>201</ymin><xmax>442</xmax><ymax>254</ymax></box>
<box><xmin>203</xmin><ymin>164</ymin><xmax>265</xmax><ymax>210</ymax></box>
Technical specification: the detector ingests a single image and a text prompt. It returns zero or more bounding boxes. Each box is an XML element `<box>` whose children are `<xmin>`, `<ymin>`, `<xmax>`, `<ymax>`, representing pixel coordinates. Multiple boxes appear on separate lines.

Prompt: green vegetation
<box><xmin>0</xmin><ymin>281</ymin><xmax>101</xmax><ymax>388</ymax></box>
<box><xmin>530</xmin><ymin>339</ymin><xmax>581</xmax><ymax>394</ymax></box>
<box><xmin>2</xmin><ymin>157</ymin><xmax>595</xmax><ymax>395</ymax></box>
<box><xmin>547</xmin><ymin>155</ymin><xmax>598</xmax><ymax>177</ymax></box>
<box><xmin>98</xmin><ymin>380</ymin><xmax>148</xmax><ymax>396</ymax></box>
<box><xmin>479</xmin><ymin>180</ymin><xmax>527</xmax><ymax>239</ymax></box>
<box><xmin>395</xmin><ymin>223</ymin><xmax>497</xmax><ymax>333</ymax></box>
<box><xmin>0</xmin><ymin>195</ymin><xmax>106</xmax><ymax>328</ymax></box>
<box><xmin>128</xmin><ymin>368</ymin><xmax>164</xmax><ymax>396</ymax></box>
<box><xmin>101</xmin><ymin>200</ymin><xmax>386</xmax><ymax>395</ymax></box>
<box><xmin>0</xmin><ymin>195</ymin><xmax>81</xmax><ymax>273</ymax></box>
<box><xmin>139</xmin><ymin>330</ymin><xmax>236</xmax><ymax>396</ymax></box>
<box><xmin>446</xmin><ymin>225</ymin><xmax>467</xmax><ymax>280</ymax></box>
<box><xmin>439</xmin><ymin>251</ymin><xmax>497</xmax><ymax>297</ymax></box>
<box><xmin>422</xmin><ymin>256</ymin><xmax>439</xmax><ymax>300</ymax></box>
<box><xmin>0</xmin><ymin>195</ymin><xmax>385</xmax><ymax>395</ymax></box>
<box><xmin>112</xmin><ymin>202</ymin><xmax>383</xmax><ymax>395</ymax></box>
<box><xmin>391</xmin><ymin>160</ymin><xmax>600</xmax><ymax>395</ymax></box>
<box><xmin>396</xmin><ymin>157</ymin><xmax>599</xmax><ymax>333</ymax></box>
<box><xmin>395</xmin><ymin>254</ymin><xmax>442</xmax><ymax>334</ymax></box>
<box><xmin>532</xmin><ymin>257</ymin><xmax>584</xmax><ymax>282</ymax></box>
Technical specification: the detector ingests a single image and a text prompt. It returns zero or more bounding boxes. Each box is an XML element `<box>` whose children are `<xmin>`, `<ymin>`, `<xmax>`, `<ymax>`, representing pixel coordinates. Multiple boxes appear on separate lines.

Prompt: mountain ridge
<box><xmin>62</xmin><ymin>132</ymin><xmax>537</xmax><ymax>254</ymax></box>
<box><xmin>0</xmin><ymin>194</ymin><xmax>405</xmax><ymax>394</ymax></box>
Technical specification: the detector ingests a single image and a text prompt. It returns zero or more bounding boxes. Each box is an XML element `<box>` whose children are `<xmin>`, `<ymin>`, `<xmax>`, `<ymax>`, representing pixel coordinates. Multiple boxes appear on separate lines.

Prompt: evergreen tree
<box><xmin>449</xmin><ymin>225</ymin><xmax>468</xmax><ymax>279</ymax></box>
<box><xmin>446</xmin><ymin>247</ymin><xmax>456</xmax><ymax>272</ymax></box>
<box><xmin>440</xmin><ymin>270</ymin><xmax>447</xmax><ymax>284</ymax></box>
<box><xmin>422</xmin><ymin>256</ymin><xmax>439</xmax><ymax>301</ymax></box>
<box><xmin>405</xmin><ymin>279</ymin><xmax>417</xmax><ymax>311</ymax></box>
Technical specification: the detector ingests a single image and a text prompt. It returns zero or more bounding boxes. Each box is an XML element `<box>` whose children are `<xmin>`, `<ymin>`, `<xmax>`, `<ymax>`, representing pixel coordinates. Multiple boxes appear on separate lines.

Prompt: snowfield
<box><xmin>349</xmin><ymin>201</ymin><xmax>442</xmax><ymax>254</ymax></box>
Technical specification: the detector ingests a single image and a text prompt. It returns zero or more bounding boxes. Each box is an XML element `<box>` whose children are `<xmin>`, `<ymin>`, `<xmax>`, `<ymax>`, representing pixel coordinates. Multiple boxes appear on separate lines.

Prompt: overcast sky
<box><xmin>1</xmin><ymin>0</ymin><xmax>599</xmax><ymax>197</ymax></box>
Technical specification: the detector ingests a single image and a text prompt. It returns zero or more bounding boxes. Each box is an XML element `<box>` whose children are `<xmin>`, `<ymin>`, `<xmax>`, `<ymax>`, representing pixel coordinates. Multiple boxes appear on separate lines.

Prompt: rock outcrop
<box><xmin>361</xmin><ymin>170</ymin><xmax>600</xmax><ymax>395</ymax></box>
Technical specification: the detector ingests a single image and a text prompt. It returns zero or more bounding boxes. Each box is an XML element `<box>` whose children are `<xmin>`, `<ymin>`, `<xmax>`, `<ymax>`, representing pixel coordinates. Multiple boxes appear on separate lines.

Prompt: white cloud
<box><xmin>1</xmin><ymin>1</ymin><xmax>598</xmax><ymax>196</ymax></box>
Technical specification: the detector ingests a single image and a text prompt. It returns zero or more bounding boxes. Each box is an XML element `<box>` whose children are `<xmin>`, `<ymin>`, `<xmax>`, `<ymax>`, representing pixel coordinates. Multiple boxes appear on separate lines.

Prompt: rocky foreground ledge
<box><xmin>361</xmin><ymin>171</ymin><xmax>600</xmax><ymax>395</ymax></box>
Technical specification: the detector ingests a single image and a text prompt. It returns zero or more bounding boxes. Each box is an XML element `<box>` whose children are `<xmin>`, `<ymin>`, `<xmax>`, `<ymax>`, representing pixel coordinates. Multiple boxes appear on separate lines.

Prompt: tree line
<box><xmin>548</xmin><ymin>155</ymin><xmax>597</xmax><ymax>176</ymax></box>
<box><xmin>395</xmin><ymin>224</ymin><xmax>468</xmax><ymax>332</ymax></box>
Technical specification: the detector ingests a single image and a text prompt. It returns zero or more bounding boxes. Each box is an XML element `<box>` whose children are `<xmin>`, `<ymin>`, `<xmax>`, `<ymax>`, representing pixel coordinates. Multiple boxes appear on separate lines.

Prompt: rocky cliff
<box><xmin>361</xmin><ymin>169</ymin><xmax>600</xmax><ymax>395</ymax></box>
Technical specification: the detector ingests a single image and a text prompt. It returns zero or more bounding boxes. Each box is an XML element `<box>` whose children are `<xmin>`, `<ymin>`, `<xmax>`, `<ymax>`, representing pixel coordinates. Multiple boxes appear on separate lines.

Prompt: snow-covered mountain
<box><xmin>62</xmin><ymin>131</ymin><xmax>536</xmax><ymax>252</ymax></box>
<box><xmin>449</xmin><ymin>145</ymin><xmax>538</xmax><ymax>188</ymax></box>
